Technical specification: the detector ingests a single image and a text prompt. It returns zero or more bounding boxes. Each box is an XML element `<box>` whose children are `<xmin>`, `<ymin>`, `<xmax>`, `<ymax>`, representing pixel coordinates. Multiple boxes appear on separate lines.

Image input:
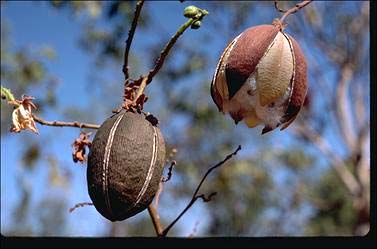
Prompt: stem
<box><xmin>69</xmin><ymin>202</ymin><xmax>93</xmax><ymax>213</ymax></box>
<box><xmin>33</xmin><ymin>115</ymin><xmax>100</xmax><ymax>129</ymax></box>
<box><xmin>132</xmin><ymin>76</ymin><xmax>148</xmax><ymax>105</ymax></box>
<box><xmin>129</xmin><ymin>9</ymin><xmax>208</xmax><ymax>107</ymax></box>
<box><xmin>148</xmin><ymin>204</ymin><xmax>164</xmax><ymax>237</ymax></box>
<box><xmin>123</xmin><ymin>0</ymin><xmax>145</xmax><ymax>81</ymax></box>
<box><xmin>161</xmin><ymin>145</ymin><xmax>241</xmax><ymax>237</ymax></box>
<box><xmin>277</xmin><ymin>1</ymin><xmax>313</xmax><ymax>24</ymax></box>
<box><xmin>145</xmin><ymin>16</ymin><xmax>200</xmax><ymax>85</ymax></box>
<box><xmin>1</xmin><ymin>86</ymin><xmax>15</xmax><ymax>102</ymax></box>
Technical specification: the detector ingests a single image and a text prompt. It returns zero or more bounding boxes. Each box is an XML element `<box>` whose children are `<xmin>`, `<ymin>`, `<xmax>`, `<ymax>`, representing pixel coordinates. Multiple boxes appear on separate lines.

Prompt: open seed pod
<box><xmin>87</xmin><ymin>110</ymin><xmax>165</xmax><ymax>221</ymax></box>
<box><xmin>211</xmin><ymin>24</ymin><xmax>308</xmax><ymax>134</ymax></box>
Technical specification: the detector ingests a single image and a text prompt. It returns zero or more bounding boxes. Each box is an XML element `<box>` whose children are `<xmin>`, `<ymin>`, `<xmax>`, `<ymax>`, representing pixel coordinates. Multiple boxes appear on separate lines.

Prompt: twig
<box><xmin>162</xmin><ymin>160</ymin><xmax>176</xmax><ymax>182</ymax></box>
<box><xmin>148</xmin><ymin>204</ymin><xmax>164</xmax><ymax>237</ymax></box>
<box><xmin>124</xmin><ymin>9</ymin><xmax>208</xmax><ymax>110</ymax></box>
<box><xmin>161</xmin><ymin>145</ymin><xmax>242</xmax><ymax>237</ymax></box>
<box><xmin>154</xmin><ymin>181</ymin><xmax>164</xmax><ymax>210</ymax></box>
<box><xmin>276</xmin><ymin>1</ymin><xmax>313</xmax><ymax>24</ymax></box>
<box><xmin>33</xmin><ymin>115</ymin><xmax>100</xmax><ymax>129</ymax></box>
<box><xmin>69</xmin><ymin>202</ymin><xmax>93</xmax><ymax>213</ymax></box>
<box><xmin>274</xmin><ymin>1</ymin><xmax>286</xmax><ymax>13</ymax></box>
<box><xmin>145</xmin><ymin>15</ymin><xmax>203</xmax><ymax>85</ymax></box>
<box><xmin>148</xmin><ymin>159</ymin><xmax>175</xmax><ymax>236</ymax></box>
<box><xmin>123</xmin><ymin>0</ymin><xmax>145</xmax><ymax>81</ymax></box>
<box><xmin>197</xmin><ymin>192</ymin><xmax>217</xmax><ymax>202</ymax></box>
<box><xmin>293</xmin><ymin>124</ymin><xmax>360</xmax><ymax>196</ymax></box>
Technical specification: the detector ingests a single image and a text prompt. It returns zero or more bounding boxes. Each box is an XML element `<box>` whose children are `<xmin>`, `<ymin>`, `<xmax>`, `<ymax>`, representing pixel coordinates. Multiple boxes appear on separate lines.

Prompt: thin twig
<box><xmin>148</xmin><ymin>204</ymin><xmax>164</xmax><ymax>237</ymax></box>
<box><xmin>145</xmin><ymin>16</ymin><xmax>201</xmax><ymax>85</ymax></box>
<box><xmin>154</xmin><ymin>181</ymin><xmax>164</xmax><ymax>210</ymax></box>
<box><xmin>274</xmin><ymin>1</ymin><xmax>286</xmax><ymax>13</ymax></box>
<box><xmin>161</xmin><ymin>145</ymin><xmax>242</xmax><ymax>237</ymax></box>
<box><xmin>33</xmin><ymin>115</ymin><xmax>100</xmax><ymax>129</ymax></box>
<box><xmin>197</xmin><ymin>192</ymin><xmax>217</xmax><ymax>202</ymax></box>
<box><xmin>148</xmin><ymin>159</ymin><xmax>175</xmax><ymax>237</ymax></box>
<box><xmin>123</xmin><ymin>0</ymin><xmax>145</xmax><ymax>81</ymax></box>
<box><xmin>69</xmin><ymin>202</ymin><xmax>93</xmax><ymax>213</ymax></box>
<box><xmin>278</xmin><ymin>1</ymin><xmax>313</xmax><ymax>24</ymax></box>
<box><xmin>125</xmin><ymin>9</ymin><xmax>208</xmax><ymax>109</ymax></box>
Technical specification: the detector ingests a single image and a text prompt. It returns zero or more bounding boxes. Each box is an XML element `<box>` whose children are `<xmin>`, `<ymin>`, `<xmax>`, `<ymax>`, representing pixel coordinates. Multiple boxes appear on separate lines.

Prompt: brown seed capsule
<box><xmin>87</xmin><ymin>111</ymin><xmax>165</xmax><ymax>221</ymax></box>
<box><xmin>211</xmin><ymin>24</ymin><xmax>308</xmax><ymax>134</ymax></box>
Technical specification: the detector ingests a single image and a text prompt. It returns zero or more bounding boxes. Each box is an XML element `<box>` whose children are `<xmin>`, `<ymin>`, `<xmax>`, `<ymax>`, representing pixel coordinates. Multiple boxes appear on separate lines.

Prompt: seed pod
<box><xmin>211</xmin><ymin>24</ymin><xmax>308</xmax><ymax>134</ymax></box>
<box><xmin>87</xmin><ymin>111</ymin><xmax>165</xmax><ymax>221</ymax></box>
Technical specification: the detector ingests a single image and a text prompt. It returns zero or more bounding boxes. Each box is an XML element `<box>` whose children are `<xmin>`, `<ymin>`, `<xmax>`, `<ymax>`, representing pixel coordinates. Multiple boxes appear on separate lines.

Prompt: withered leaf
<box><xmin>72</xmin><ymin>131</ymin><xmax>92</xmax><ymax>164</ymax></box>
<box><xmin>10</xmin><ymin>95</ymin><xmax>39</xmax><ymax>134</ymax></box>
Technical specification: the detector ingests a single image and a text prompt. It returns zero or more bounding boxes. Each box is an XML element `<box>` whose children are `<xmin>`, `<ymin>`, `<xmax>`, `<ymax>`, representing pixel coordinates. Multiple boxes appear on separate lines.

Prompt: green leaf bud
<box><xmin>191</xmin><ymin>20</ymin><xmax>201</xmax><ymax>29</ymax></box>
<box><xmin>184</xmin><ymin>5</ymin><xmax>200</xmax><ymax>18</ymax></box>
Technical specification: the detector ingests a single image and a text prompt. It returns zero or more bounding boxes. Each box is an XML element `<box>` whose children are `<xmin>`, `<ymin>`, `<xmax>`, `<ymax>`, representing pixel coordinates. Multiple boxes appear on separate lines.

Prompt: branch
<box><xmin>354</xmin><ymin>123</ymin><xmax>370</xmax><ymax>198</ymax></box>
<box><xmin>33</xmin><ymin>115</ymin><xmax>100</xmax><ymax>129</ymax></box>
<box><xmin>276</xmin><ymin>1</ymin><xmax>313</xmax><ymax>25</ymax></box>
<box><xmin>335</xmin><ymin>65</ymin><xmax>357</xmax><ymax>152</ymax></box>
<box><xmin>145</xmin><ymin>12</ymin><xmax>206</xmax><ymax>85</ymax></box>
<box><xmin>69</xmin><ymin>202</ymin><xmax>93</xmax><ymax>213</ymax></box>
<box><xmin>197</xmin><ymin>192</ymin><xmax>217</xmax><ymax>202</ymax></box>
<box><xmin>354</xmin><ymin>82</ymin><xmax>366</xmax><ymax>131</ymax></box>
<box><xmin>123</xmin><ymin>0</ymin><xmax>145</xmax><ymax>81</ymax></box>
<box><xmin>154</xmin><ymin>181</ymin><xmax>164</xmax><ymax>210</ymax></box>
<box><xmin>147</xmin><ymin>204</ymin><xmax>164</xmax><ymax>237</ymax></box>
<box><xmin>293</xmin><ymin>124</ymin><xmax>360</xmax><ymax>196</ymax></box>
<box><xmin>274</xmin><ymin>1</ymin><xmax>286</xmax><ymax>13</ymax></box>
<box><xmin>123</xmin><ymin>7</ymin><xmax>208</xmax><ymax>111</ymax></box>
<box><xmin>161</xmin><ymin>145</ymin><xmax>242</xmax><ymax>237</ymax></box>
<box><xmin>148</xmin><ymin>159</ymin><xmax>175</xmax><ymax>236</ymax></box>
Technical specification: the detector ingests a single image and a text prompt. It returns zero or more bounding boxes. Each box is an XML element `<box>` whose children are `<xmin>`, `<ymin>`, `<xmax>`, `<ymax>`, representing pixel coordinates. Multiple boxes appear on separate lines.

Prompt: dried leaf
<box><xmin>122</xmin><ymin>78</ymin><xmax>148</xmax><ymax>112</ymax></box>
<box><xmin>72</xmin><ymin>131</ymin><xmax>92</xmax><ymax>163</ymax></box>
<box><xmin>10</xmin><ymin>95</ymin><xmax>39</xmax><ymax>134</ymax></box>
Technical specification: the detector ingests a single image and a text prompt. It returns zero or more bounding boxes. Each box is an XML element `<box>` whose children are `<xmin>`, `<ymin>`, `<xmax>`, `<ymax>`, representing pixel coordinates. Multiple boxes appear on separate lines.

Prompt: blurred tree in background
<box><xmin>1</xmin><ymin>1</ymin><xmax>370</xmax><ymax>236</ymax></box>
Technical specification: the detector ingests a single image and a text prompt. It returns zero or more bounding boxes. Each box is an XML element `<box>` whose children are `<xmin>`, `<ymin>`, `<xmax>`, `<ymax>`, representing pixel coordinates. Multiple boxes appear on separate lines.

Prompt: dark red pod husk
<box><xmin>211</xmin><ymin>23</ymin><xmax>308</xmax><ymax>133</ymax></box>
<box><xmin>280</xmin><ymin>34</ymin><xmax>308</xmax><ymax>130</ymax></box>
<box><xmin>225</xmin><ymin>25</ymin><xmax>279</xmax><ymax>99</ymax></box>
<box><xmin>87</xmin><ymin>111</ymin><xmax>165</xmax><ymax>221</ymax></box>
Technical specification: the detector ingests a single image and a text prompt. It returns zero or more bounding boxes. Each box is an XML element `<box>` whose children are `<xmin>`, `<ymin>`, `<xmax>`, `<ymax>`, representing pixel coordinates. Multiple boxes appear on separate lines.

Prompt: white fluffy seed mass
<box><xmin>223</xmin><ymin>73</ymin><xmax>292</xmax><ymax>129</ymax></box>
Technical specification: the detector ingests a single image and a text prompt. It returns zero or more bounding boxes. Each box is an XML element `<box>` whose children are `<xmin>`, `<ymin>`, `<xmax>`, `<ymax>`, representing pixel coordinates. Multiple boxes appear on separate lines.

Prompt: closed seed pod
<box><xmin>211</xmin><ymin>24</ymin><xmax>308</xmax><ymax>134</ymax></box>
<box><xmin>87</xmin><ymin>111</ymin><xmax>165</xmax><ymax>221</ymax></box>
